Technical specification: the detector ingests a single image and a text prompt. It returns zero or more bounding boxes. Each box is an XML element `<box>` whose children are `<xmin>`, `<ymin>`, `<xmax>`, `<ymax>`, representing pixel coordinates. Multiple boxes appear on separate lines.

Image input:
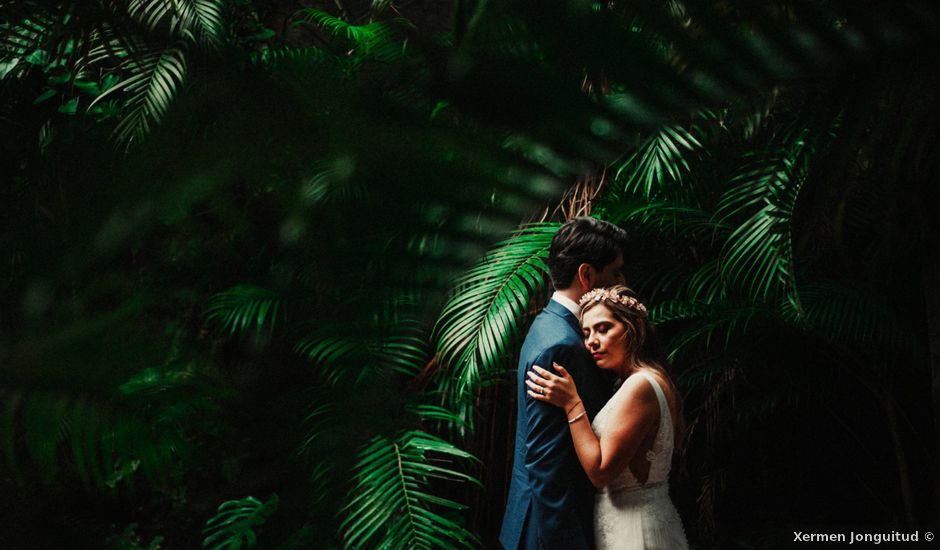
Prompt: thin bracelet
<box><xmin>567</xmin><ymin>411</ymin><xmax>586</xmax><ymax>424</ymax></box>
<box><xmin>565</xmin><ymin>400</ymin><xmax>583</xmax><ymax>415</ymax></box>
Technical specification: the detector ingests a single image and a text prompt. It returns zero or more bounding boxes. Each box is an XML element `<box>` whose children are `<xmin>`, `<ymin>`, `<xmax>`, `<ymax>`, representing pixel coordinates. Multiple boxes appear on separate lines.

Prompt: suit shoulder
<box><xmin>522</xmin><ymin>330</ymin><xmax>588</xmax><ymax>363</ymax></box>
<box><xmin>528</xmin><ymin>310</ymin><xmax>582</xmax><ymax>342</ymax></box>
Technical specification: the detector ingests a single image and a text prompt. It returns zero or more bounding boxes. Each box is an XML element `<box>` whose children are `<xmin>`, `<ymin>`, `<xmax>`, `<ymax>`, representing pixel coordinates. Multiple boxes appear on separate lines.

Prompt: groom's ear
<box><xmin>576</xmin><ymin>262</ymin><xmax>593</xmax><ymax>291</ymax></box>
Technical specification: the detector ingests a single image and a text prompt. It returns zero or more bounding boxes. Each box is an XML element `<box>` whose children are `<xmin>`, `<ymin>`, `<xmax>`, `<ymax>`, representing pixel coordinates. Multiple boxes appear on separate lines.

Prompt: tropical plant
<box><xmin>202</xmin><ymin>494</ymin><xmax>279</xmax><ymax>550</ymax></box>
<box><xmin>427</xmin><ymin>1</ymin><xmax>940</xmax><ymax>544</ymax></box>
<box><xmin>432</xmin><ymin>223</ymin><xmax>558</xmax><ymax>433</ymax></box>
<box><xmin>1</xmin><ymin>1</ymin><xmax>937</xmax><ymax>548</ymax></box>
<box><xmin>0</xmin><ymin>0</ymin><xmax>225</xmax><ymax>146</ymax></box>
<box><xmin>340</xmin><ymin>431</ymin><xmax>480</xmax><ymax>549</ymax></box>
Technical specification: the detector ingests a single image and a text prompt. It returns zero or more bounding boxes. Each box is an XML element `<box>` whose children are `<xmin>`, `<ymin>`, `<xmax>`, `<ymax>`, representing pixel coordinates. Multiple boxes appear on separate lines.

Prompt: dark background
<box><xmin>2</xmin><ymin>1</ymin><xmax>938</xmax><ymax>548</ymax></box>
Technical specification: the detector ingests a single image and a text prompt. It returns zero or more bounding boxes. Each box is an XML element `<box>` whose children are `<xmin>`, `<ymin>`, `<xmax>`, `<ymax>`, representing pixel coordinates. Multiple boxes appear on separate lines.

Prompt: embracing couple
<box><xmin>500</xmin><ymin>218</ymin><xmax>690</xmax><ymax>550</ymax></box>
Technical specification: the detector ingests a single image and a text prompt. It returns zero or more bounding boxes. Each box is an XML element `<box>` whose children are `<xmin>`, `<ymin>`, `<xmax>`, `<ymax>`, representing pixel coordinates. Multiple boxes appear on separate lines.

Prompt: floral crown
<box><xmin>579</xmin><ymin>288</ymin><xmax>648</xmax><ymax>314</ymax></box>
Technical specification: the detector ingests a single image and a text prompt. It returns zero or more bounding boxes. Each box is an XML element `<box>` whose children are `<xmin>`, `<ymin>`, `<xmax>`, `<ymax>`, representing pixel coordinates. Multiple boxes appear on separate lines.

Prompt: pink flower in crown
<box><xmin>578</xmin><ymin>287</ymin><xmax>648</xmax><ymax>314</ymax></box>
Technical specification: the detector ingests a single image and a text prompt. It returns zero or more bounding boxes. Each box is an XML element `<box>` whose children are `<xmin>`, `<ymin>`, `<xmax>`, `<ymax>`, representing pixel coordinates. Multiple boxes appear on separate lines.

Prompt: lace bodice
<box><xmin>591</xmin><ymin>370</ymin><xmax>675</xmax><ymax>493</ymax></box>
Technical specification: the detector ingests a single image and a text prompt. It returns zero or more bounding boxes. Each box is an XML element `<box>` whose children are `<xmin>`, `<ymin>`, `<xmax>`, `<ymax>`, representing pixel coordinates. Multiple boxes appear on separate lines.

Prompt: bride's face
<box><xmin>581</xmin><ymin>304</ymin><xmax>630</xmax><ymax>371</ymax></box>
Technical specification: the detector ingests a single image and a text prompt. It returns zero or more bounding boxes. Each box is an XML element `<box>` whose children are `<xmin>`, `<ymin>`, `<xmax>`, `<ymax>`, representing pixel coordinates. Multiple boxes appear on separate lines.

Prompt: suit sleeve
<box><xmin>522</xmin><ymin>344</ymin><xmax>593</xmax><ymax>545</ymax></box>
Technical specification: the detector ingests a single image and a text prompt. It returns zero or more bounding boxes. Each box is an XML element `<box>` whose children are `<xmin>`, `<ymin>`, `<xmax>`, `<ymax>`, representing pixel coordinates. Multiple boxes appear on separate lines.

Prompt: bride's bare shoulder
<box><xmin>613</xmin><ymin>373</ymin><xmax>658</xmax><ymax>407</ymax></box>
<box><xmin>617</xmin><ymin>369</ymin><xmax>674</xmax><ymax>407</ymax></box>
<box><xmin>602</xmin><ymin>375</ymin><xmax>659</xmax><ymax>434</ymax></box>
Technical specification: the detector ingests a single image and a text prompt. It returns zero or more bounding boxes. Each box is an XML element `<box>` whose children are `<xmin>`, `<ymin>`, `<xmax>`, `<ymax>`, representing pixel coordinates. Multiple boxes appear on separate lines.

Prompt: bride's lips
<box><xmin>592</xmin><ymin>352</ymin><xmax>605</xmax><ymax>360</ymax></box>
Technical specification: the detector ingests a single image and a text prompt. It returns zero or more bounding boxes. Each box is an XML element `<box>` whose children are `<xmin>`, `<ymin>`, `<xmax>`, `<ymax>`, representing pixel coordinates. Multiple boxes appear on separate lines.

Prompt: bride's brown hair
<box><xmin>579</xmin><ymin>285</ymin><xmax>686</xmax><ymax>453</ymax></box>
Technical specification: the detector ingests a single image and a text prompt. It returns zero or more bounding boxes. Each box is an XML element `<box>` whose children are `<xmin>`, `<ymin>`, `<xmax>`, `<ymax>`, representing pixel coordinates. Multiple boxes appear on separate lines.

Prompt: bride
<box><xmin>526</xmin><ymin>285</ymin><xmax>690</xmax><ymax>550</ymax></box>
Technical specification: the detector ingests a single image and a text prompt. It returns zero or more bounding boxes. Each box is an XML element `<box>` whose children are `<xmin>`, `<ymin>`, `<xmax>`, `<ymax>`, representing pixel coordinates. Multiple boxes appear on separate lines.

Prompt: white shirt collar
<box><xmin>551</xmin><ymin>291</ymin><xmax>581</xmax><ymax>317</ymax></box>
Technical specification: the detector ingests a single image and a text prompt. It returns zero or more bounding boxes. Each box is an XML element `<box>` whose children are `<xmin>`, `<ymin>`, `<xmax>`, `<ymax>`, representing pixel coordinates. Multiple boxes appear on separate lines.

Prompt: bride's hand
<box><xmin>526</xmin><ymin>362</ymin><xmax>581</xmax><ymax>412</ymax></box>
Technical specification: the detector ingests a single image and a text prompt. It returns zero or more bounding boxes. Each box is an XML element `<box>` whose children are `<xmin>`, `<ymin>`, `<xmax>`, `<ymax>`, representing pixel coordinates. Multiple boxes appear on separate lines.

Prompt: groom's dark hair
<box><xmin>548</xmin><ymin>217</ymin><xmax>629</xmax><ymax>290</ymax></box>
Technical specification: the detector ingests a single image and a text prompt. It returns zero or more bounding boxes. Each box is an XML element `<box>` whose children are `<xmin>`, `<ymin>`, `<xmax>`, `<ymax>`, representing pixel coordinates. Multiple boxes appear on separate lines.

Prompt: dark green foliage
<box><xmin>202</xmin><ymin>494</ymin><xmax>279</xmax><ymax>550</ymax></box>
<box><xmin>432</xmin><ymin>223</ymin><xmax>557</xmax><ymax>431</ymax></box>
<box><xmin>206</xmin><ymin>285</ymin><xmax>284</xmax><ymax>346</ymax></box>
<box><xmin>2</xmin><ymin>0</ymin><xmax>938</xmax><ymax>548</ymax></box>
<box><xmin>340</xmin><ymin>431</ymin><xmax>479</xmax><ymax>549</ymax></box>
<box><xmin>0</xmin><ymin>0</ymin><xmax>226</xmax><ymax>145</ymax></box>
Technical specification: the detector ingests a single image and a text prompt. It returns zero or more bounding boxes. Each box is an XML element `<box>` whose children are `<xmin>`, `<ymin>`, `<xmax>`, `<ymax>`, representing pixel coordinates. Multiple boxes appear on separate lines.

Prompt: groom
<box><xmin>500</xmin><ymin>217</ymin><xmax>628</xmax><ymax>549</ymax></box>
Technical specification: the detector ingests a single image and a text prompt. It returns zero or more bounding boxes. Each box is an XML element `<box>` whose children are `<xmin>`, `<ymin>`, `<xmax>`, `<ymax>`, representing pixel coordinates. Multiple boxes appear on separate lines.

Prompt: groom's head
<box><xmin>549</xmin><ymin>217</ymin><xmax>628</xmax><ymax>294</ymax></box>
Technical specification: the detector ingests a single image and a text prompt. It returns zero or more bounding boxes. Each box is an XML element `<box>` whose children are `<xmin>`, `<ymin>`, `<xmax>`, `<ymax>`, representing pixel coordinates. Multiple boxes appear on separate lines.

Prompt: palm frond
<box><xmin>109</xmin><ymin>44</ymin><xmax>188</xmax><ymax>146</ymax></box>
<box><xmin>681</xmin><ymin>361</ymin><xmax>741</xmax><ymax>451</ymax></box>
<box><xmin>684</xmin><ymin>258</ymin><xmax>725</xmax><ymax>303</ymax></box>
<box><xmin>657</xmin><ymin>299</ymin><xmax>769</xmax><ymax>360</ymax></box>
<box><xmin>300</xmin><ymin>156</ymin><xmax>366</xmax><ymax>205</ymax></box>
<box><xmin>202</xmin><ymin>494</ymin><xmax>279</xmax><ymax>550</ymax></box>
<box><xmin>714</xmin><ymin>127</ymin><xmax>815</xmax><ymax>301</ymax></box>
<box><xmin>298</xmin><ymin>401</ymin><xmax>334</xmax><ymax>458</ymax></box>
<box><xmin>650</xmin><ymin>298</ymin><xmax>712</xmax><ymax>325</ymax></box>
<box><xmin>410</xmin><ymin>403</ymin><xmax>466</xmax><ymax>426</ymax></box>
<box><xmin>128</xmin><ymin>0</ymin><xmax>224</xmax><ymax>46</ymax></box>
<box><xmin>22</xmin><ymin>391</ymin><xmax>68</xmax><ymax>480</ymax></box>
<box><xmin>296</xmin><ymin>397</ymin><xmax>355</xmax><ymax>513</ymax></box>
<box><xmin>371</xmin><ymin>0</ymin><xmax>395</xmax><ymax>14</ymax></box>
<box><xmin>249</xmin><ymin>45</ymin><xmax>331</xmax><ymax>67</ymax></box>
<box><xmin>432</xmin><ymin>223</ymin><xmax>556</xmax><ymax>427</ymax></box>
<box><xmin>0</xmin><ymin>3</ymin><xmax>61</xmax><ymax>51</ymax></box>
<box><xmin>614</xmin><ymin>120</ymin><xmax>704</xmax><ymax>199</ymax></box>
<box><xmin>301</xmin><ymin>8</ymin><xmax>405</xmax><ymax>60</ymax></box>
<box><xmin>1</xmin><ymin>390</ymin><xmax>181</xmax><ymax>491</ymax></box>
<box><xmin>295</xmin><ymin>320</ymin><xmax>429</xmax><ymax>385</ymax></box>
<box><xmin>340</xmin><ymin>430</ymin><xmax>479</xmax><ymax>550</ymax></box>
<box><xmin>80</xmin><ymin>2</ymin><xmax>225</xmax><ymax>147</ymax></box>
<box><xmin>791</xmin><ymin>282</ymin><xmax>917</xmax><ymax>351</ymax></box>
<box><xmin>204</xmin><ymin>284</ymin><xmax>283</xmax><ymax>345</ymax></box>
<box><xmin>722</xmin><ymin>94</ymin><xmax>777</xmax><ymax>142</ymax></box>
<box><xmin>179</xmin><ymin>0</ymin><xmax>225</xmax><ymax>47</ymax></box>
<box><xmin>607</xmin><ymin>199</ymin><xmax>723</xmax><ymax>242</ymax></box>
<box><xmin>622</xmin><ymin>261</ymin><xmax>689</xmax><ymax>306</ymax></box>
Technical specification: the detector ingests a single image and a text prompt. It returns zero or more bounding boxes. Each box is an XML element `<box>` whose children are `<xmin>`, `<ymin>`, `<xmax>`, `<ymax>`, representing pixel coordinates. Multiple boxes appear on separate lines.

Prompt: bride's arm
<box><xmin>528</xmin><ymin>364</ymin><xmax>658</xmax><ymax>488</ymax></box>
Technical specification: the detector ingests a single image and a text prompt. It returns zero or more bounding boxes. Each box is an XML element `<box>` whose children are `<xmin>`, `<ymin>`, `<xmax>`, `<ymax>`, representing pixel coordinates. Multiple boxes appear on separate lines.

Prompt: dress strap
<box><xmin>637</xmin><ymin>371</ymin><xmax>672</xmax><ymax>436</ymax></box>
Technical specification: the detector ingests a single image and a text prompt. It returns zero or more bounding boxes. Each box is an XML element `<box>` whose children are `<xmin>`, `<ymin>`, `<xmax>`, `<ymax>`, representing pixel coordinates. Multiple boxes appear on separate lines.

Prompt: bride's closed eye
<box><xmin>583</xmin><ymin>323</ymin><xmax>612</xmax><ymax>337</ymax></box>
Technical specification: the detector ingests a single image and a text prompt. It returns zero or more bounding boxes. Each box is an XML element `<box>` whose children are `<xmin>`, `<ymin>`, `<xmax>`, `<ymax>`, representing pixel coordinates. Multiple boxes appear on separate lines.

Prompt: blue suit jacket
<box><xmin>499</xmin><ymin>299</ymin><xmax>612</xmax><ymax>549</ymax></box>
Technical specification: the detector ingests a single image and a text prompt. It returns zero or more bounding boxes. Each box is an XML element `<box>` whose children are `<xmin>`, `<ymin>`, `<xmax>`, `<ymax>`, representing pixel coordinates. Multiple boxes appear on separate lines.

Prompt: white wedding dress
<box><xmin>591</xmin><ymin>371</ymin><xmax>690</xmax><ymax>550</ymax></box>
